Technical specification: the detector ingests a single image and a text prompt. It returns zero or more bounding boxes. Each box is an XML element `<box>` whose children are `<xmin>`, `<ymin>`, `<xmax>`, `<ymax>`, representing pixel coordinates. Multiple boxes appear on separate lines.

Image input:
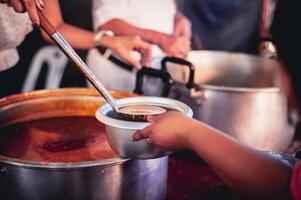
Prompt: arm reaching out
<box><xmin>100</xmin><ymin>19</ymin><xmax>190</xmax><ymax>58</ymax></box>
<box><xmin>40</xmin><ymin>0</ymin><xmax>151</xmax><ymax>68</ymax></box>
<box><xmin>133</xmin><ymin>112</ymin><xmax>292</xmax><ymax>199</ymax></box>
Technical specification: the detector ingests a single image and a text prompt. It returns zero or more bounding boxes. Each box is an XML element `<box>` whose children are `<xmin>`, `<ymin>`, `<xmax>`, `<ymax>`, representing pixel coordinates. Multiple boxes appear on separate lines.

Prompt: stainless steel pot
<box><xmin>135</xmin><ymin>51</ymin><xmax>297</xmax><ymax>151</ymax></box>
<box><xmin>0</xmin><ymin>88</ymin><xmax>168</xmax><ymax>200</ymax></box>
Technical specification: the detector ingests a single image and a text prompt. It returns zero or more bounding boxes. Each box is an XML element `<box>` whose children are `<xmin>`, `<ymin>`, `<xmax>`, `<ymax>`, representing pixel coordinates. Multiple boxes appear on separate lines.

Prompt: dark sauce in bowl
<box><xmin>0</xmin><ymin>117</ymin><xmax>117</xmax><ymax>162</ymax></box>
<box><xmin>105</xmin><ymin>106</ymin><xmax>179</xmax><ymax>121</ymax></box>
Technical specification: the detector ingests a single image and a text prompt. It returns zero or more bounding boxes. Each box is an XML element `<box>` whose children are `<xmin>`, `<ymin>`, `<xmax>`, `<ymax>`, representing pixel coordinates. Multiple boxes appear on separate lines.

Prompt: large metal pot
<box><xmin>135</xmin><ymin>51</ymin><xmax>296</xmax><ymax>151</ymax></box>
<box><xmin>0</xmin><ymin>88</ymin><xmax>168</xmax><ymax>200</ymax></box>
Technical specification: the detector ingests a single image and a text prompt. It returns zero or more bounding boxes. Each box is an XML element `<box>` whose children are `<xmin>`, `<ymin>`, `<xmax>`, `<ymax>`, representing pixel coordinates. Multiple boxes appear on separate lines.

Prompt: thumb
<box><xmin>23</xmin><ymin>0</ymin><xmax>40</xmax><ymax>25</ymax></box>
<box><xmin>132</xmin><ymin>39</ymin><xmax>152</xmax><ymax>67</ymax></box>
<box><xmin>147</xmin><ymin>115</ymin><xmax>157</xmax><ymax>123</ymax></box>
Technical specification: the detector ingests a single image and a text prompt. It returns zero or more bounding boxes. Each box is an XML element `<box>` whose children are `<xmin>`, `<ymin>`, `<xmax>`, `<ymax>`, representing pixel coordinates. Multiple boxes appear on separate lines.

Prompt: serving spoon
<box><xmin>37</xmin><ymin>11</ymin><xmax>166</xmax><ymax>121</ymax></box>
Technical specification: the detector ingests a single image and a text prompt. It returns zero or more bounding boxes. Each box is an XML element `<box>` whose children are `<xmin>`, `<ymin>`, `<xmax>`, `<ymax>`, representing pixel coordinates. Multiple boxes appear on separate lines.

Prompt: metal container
<box><xmin>0</xmin><ymin>88</ymin><xmax>168</xmax><ymax>200</ymax></box>
<box><xmin>96</xmin><ymin>96</ymin><xmax>193</xmax><ymax>159</ymax></box>
<box><xmin>135</xmin><ymin>51</ymin><xmax>297</xmax><ymax>151</ymax></box>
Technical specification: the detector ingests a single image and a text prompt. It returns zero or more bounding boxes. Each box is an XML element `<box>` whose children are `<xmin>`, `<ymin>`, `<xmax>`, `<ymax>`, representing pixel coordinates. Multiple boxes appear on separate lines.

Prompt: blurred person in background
<box><xmin>177</xmin><ymin>0</ymin><xmax>262</xmax><ymax>53</ymax></box>
<box><xmin>42</xmin><ymin>0</ymin><xmax>152</xmax><ymax>69</ymax></box>
<box><xmin>86</xmin><ymin>0</ymin><xmax>192</xmax><ymax>92</ymax></box>
<box><xmin>0</xmin><ymin>0</ymin><xmax>151</xmax><ymax>74</ymax></box>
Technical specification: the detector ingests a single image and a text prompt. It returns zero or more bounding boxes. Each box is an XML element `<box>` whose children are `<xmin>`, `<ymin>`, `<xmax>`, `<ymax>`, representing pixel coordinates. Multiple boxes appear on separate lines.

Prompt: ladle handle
<box><xmin>98</xmin><ymin>46</ymin><xmax>133</xmax><ymax>71</ymax></box>
<box><xmin>37</xmin><ymin>10</ymin><xmax>120</xmax><ymax>112</ymax></box>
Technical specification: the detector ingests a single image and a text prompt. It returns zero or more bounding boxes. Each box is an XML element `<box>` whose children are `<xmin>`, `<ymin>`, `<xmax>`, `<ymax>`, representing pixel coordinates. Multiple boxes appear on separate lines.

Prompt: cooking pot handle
<box><xmin>134</xmin><ymin>67</ymin><xmax>173</xmax><ymax>97</ymax></box>
<box><xmin>98</xmin><ymin>46</ymin><xmax>133</xmax><ymax>71</ymax></box>
<box><xmin>161</xmin><ymin>57</ymin><xmax>196</xmax><ymax>89</ymax></box>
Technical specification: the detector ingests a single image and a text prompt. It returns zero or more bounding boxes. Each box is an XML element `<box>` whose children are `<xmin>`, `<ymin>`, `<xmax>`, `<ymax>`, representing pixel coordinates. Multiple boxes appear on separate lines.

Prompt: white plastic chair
<box><xmin>22</xmin><ymin>45</ymin><xmax>68</xmax><ymax>92</ymax></box>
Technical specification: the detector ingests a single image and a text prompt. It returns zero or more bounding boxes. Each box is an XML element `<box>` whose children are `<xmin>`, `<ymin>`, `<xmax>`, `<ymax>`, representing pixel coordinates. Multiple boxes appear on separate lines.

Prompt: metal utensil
<box><xmin>37</xmin><ymin>11</ymin><xmax>165</xmax><ymax>121</ymax></box>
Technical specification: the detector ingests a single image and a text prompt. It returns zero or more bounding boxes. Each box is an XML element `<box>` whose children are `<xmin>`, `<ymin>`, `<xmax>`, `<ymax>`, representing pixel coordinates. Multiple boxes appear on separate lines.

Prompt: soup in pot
<box><xmin>0</xmin><ymin>117</ymin><xmax>117</xmax><ymax>162</ymax></box>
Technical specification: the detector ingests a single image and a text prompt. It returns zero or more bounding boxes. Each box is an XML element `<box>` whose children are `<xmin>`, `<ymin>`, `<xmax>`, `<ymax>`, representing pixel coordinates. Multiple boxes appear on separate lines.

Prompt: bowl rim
<box><xmin>96</xmin><ymin>96</ymin><xmax>193</xmax><ymax>129</ymax></box>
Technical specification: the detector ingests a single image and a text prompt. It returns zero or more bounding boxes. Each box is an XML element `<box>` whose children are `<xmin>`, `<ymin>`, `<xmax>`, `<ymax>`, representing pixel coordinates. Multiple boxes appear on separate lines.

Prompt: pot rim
<box><xmin>187</xmin><ymin>50</ymin><xmax>281</xmax><ymax>93</ymax></box>
<box><xmin>0</xmin><ymin>88</ymin><xmax>133</xmax><ymax>107</ymax></box>
<box><xmin>96</xmin><ymin>96</ymin><xmax>193</xmax><ymax>129</ymax></box>
<box><xmin>0</xmin><ymin>155</ymin><xmax>129</xmax><ymax>169</ymax></box>
<box><xmin>195</xmin><ymin>85</ymin><xmax>280</xmax><ymax>93</ymax></box>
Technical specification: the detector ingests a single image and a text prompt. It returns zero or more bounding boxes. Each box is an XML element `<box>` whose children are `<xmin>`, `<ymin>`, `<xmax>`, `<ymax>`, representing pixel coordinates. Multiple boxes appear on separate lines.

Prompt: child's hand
<box><xmin>132</xmin><ymin>111</ymin><xmax>199</xmax><ymax>151</ymax></box>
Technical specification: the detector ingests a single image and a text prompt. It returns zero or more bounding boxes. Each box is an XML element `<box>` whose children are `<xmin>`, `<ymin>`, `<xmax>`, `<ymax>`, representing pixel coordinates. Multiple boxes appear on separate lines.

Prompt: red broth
<box><xmin>0</xmin><ymin>117</ymin><xmax>117</xmax><ymax>162</ymax></box>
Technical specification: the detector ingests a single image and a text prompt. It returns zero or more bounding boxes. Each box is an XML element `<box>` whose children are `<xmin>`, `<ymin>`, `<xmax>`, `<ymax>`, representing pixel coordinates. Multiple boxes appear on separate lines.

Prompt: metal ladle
<box><xmin>37</xmin><ymin>11</ymin><xmax>166</xmax><ymax>121</ymax></box>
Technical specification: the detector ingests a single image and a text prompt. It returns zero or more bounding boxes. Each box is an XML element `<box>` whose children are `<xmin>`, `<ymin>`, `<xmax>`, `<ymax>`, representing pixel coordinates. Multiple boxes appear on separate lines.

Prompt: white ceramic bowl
<box><xmin>96</xmin><ymin>96</ymin><xmax>193</xmax><ymax>159</ymax></box>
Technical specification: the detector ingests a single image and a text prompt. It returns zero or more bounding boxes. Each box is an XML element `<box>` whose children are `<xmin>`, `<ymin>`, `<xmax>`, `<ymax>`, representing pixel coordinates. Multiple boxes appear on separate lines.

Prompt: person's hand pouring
<box><xmin>0</xmin><ymin>0</ymin><xmax>44</xmax><ymax>25</ymax></box>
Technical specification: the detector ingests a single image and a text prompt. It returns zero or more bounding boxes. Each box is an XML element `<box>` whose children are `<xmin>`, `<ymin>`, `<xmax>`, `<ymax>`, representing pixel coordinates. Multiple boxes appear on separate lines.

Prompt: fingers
<box><xmin>132</xmin><ymin>115</ymin><xmax>158</xmax><ymax>141</ymax></box>
<box><xmin>177</xmin><ymin>38</ymin><xmax>190</xmax><ymax>56</ymax></box>
<box><xmin>140</xmin><ymin>47</ymin><xmax>152</xmax><ymax>67</ymax></box>
<box><xmin>132</xmin><ymin>114</ymin><xmax>164</xmax><ymax>141</ymax></box>
<box><xmin>176</xmin><ymin>25</ymin><xmax>191</xmax><ymax>40</ymax></box>
<box><xmin>122</xmin><ymin>52</ymin><xmax>141</xmax><ymax>68</ymax></box>
<box><xmin>147</xmin><ymin>115</ymin><xmax>156</xmax><ymax>123</ymax></box>
<box><xmin>162</xmin><ymin>35</ymin><xmax>190</xmax><ymax>58</ymax></box>
<box><xmin>110</xmin><ymin>36</ymin><xmax>152</xmax><ymax>68</ymax></box>
<box><xmin>147</xmin><ymin>114</ymin><xmax>164</xmax><ymax>123</ymax></box>
<box><xmin>132</xmin><ymin>38</ymin><xmax>152</xmax><ymax>66</ymax></box>
<box><xmin>22</xmin><ymin>0</ymin><xmax>40</xmax><ymax>25</ymax></box>
<box><xmin>179</xmin><ymin>45</ymin><xmax>190</xmax><ymax>58</ymax></box>
<box><xmin>7</xmin><ymin>0</ymin><xmax>44</xmax><ymax>25</ymax></box>
<box><xmin>35</xmin><ymin>0</ymin><xmax>44</xmax><ymax>10</ymax></box>
<box><xmin>173</xmin><ymin>45</ymin><xmax>190</xmax><ymax>58</ymax></box>
<box><xmin>10</xmin><ymin>0</ymin><xmax>26</xmax><ymax>12</ymax></box>
<box><xmin>132</xmin><ymin>37</ymin><xmax>151</xmax><ymax>50</ymax></box>
<box><xmin>132</xmin><ymin>129</ymin><xmax>148</xmax><ymax>141</ymax></box>
<box><xmin>146</xmin><ymin>138</ymin><xmax>153</xmax><ymax>144</ymax></box>
<box><xmin>167</xmin><ymin>49</ymin><xmax>187</xmax><ymax>58</ymax></box>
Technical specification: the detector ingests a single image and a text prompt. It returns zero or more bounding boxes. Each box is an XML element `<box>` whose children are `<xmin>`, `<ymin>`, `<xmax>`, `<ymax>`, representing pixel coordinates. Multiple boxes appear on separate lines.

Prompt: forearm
<box><xmin>51</xmin><ymin>24</ymin><xmax>96</xmax><ymax>49</ymax></box>
<box><xmin>187</xmin><ymin>122</ymin><xmax>292</xmax><ymax>199</ymax></box>
<box><xmin>100</xmin><ymin>19</ymin><xmax>168</xmax><ymax>45</ymax></box>
<box><xmin>43</xmin><ymin>24</ymin><xmax>123</xmax><ymax>52</ymax></box>
<box><xmin>42</xmin><ymin>0</ymin><xmax>98</xmax><ymax>49</ymax></box>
